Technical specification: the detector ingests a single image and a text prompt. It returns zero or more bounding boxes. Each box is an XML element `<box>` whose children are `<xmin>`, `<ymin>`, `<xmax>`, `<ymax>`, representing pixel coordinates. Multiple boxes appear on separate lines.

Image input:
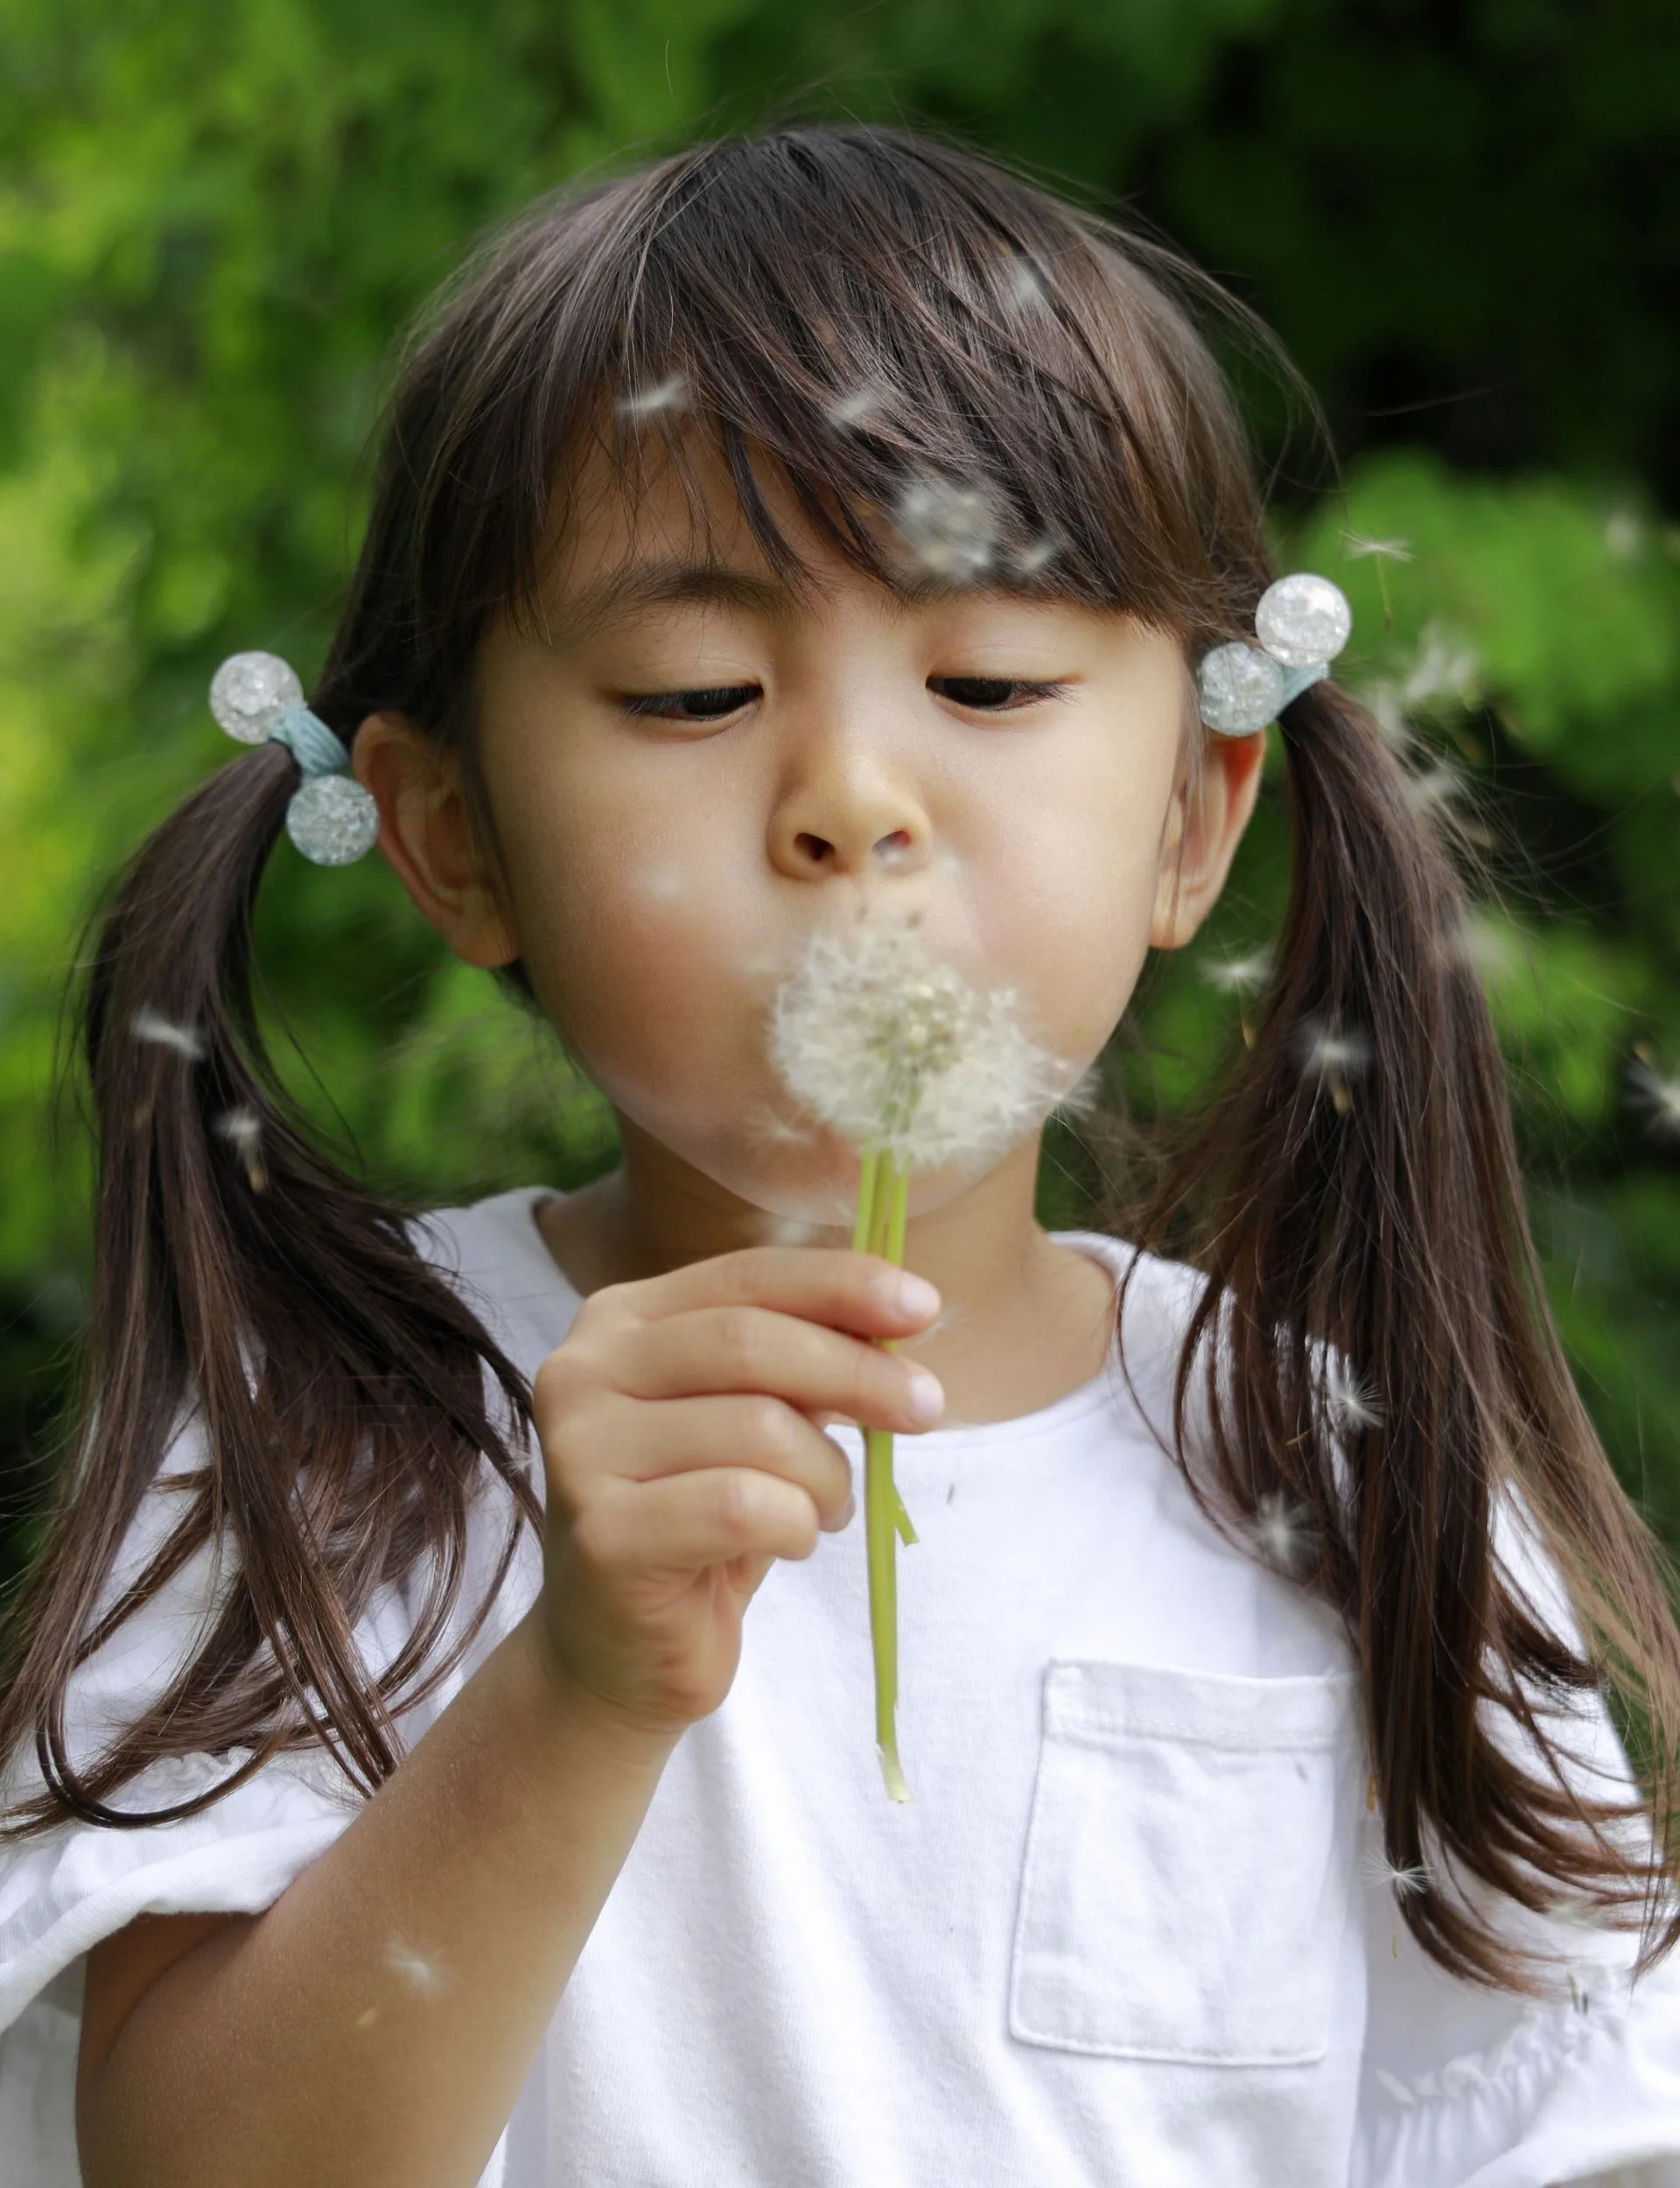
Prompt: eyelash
<box><xmin>620</xmin><ymin>677</ymin><xmax>1068</xmax><ymax>722</ymax></box>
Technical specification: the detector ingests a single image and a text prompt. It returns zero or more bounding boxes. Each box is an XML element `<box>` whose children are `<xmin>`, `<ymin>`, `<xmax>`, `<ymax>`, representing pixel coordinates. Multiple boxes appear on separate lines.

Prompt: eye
<box><xmin>929</xmin><ymin>677</ymin><xmax>1068</xmax><ymax>712</ymax></box>
<box><xmin>621</xmin><ymin>684</ymin><xmax>760</xmax><ymax>722</ymax></box>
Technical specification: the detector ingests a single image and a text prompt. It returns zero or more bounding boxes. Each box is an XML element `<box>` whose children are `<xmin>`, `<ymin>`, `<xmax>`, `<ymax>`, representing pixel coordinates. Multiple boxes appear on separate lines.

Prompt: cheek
<box><xmin>969</xmin><ymin>748</ymin><xmax>1174</xmax><ymax>1042</ymax></box>
<box><xmin>492</xmin><ymin>760</ymin><xmax>766</xmax><ymax>1065</ymax></box>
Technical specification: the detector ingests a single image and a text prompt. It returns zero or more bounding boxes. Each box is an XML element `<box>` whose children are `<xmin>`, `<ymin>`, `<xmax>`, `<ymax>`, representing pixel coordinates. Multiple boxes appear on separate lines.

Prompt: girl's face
<box><xmin>361</xmin><ymin>432</ymin><xmax>1263</xmax><ymax>1231</ymax></box>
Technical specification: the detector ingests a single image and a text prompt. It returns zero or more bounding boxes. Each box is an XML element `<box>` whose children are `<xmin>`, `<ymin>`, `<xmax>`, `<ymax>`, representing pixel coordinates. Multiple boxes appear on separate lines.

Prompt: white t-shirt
<box><xmin>2</xmin><ymin>1183</ymin><xmax>1678</xmax><ymax>2187</ymax></box>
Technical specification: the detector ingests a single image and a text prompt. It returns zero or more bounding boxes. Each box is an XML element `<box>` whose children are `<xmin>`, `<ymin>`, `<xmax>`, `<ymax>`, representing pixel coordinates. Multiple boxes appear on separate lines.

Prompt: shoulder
<box><xmin>403</xmin><ymin>1185</ymin><xmax>581</xmax><ymax>1366</ymax></box>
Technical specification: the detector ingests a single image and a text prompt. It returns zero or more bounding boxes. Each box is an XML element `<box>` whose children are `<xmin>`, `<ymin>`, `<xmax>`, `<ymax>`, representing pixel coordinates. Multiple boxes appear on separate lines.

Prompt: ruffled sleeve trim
<box><xmin>1356</xmin><ymin>1963</ymin><xmax>1680</xmax><ymax>2187</ymax></box>
<box><xmin>0</xmin><ymin>1743</ymin><xmax>361</xmax><ymax>2033</ymax></box>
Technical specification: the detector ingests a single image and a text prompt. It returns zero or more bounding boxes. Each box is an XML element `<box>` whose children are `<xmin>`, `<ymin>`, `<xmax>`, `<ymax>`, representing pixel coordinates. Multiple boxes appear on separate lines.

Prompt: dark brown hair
<box><xmin>3</xmin><ymin>124</ymin><xmax>1676</xmax><ymax>1996</ymax></box>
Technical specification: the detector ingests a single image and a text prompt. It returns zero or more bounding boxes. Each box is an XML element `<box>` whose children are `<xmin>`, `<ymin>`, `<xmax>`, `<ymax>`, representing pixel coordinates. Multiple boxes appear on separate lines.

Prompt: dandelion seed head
<box><xmin>766</xmin><ymin>917</ymin><xmax>1084</xmax><ymax>1174</ymax></box>
<box><xmin>891</xmin><ymin>474</ymin><xmax>998</xmax><ymax>584</ymax></box>
<box><xmin>1201</xmin><ymin>947</ymin><xmax>1272</xmax><ymax>995</ymax></box>
<box><xmin>1629</xmin><ymin>1060</ymin><xmax>1680</xmax><ymax>1142</ymax></box>
<box><xmin>385</xmin><ymin>1938</ymin><xmax>445</xmax><ymax>1995</ymax></box>
<box><xmin>1342</xmin><ymin>534</ymin><xmax>1413</xmax><ymax>563</ymax></box>
<box><xmin>1250</xmin><ymin>1488</ymin><xmax>1316</xmax><ymax>1578</ymax></box>
<box><xmin>616</xmin><ymin>373</ymin><xmax>688</xmax><ymax>421</ymax></box>
<box><xmin>130</xmin><ymin>1006</ymin><xmax>206</xmax><ymax>1062</ymax></box>
<box><xmin>825</xmin><ymin>384</ymin><xmax>884</xmax><ymax>429</ymax></box>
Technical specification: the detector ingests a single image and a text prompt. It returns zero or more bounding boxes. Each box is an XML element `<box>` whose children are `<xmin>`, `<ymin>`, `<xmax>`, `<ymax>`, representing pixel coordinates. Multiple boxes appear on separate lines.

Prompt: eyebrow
<box><xmin>556</xmin><ymin>558</ymin><xmax>801</xmax><ymax>638</ymax></box>
<box><xmin>550</xmin><ymin>552</ymin><xmax>1052</xmax><ymax>641</ymax></box>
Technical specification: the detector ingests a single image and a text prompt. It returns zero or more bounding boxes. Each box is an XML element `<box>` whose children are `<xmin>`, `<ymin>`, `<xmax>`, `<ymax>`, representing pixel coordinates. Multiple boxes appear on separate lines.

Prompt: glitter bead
<box><xmin>1255</xmin><ymin>574</ymin><xmax>1352</xmax><ymax>669</ymax></box>
<box><xmin>1197</xmin><ymin>642</ymin><xmax>1286</xmax><ymax>736</ymax></box>
<box><xmin>285</xmin><ymin>775</ymin><xmax>380</xmax><ymax>866</ymax></box>
<box><xmin>209</xmin><ymin>651</ymin><xmax>304</xmax><ymax>741</ymax></box>
<box><xmin>892</xmin><ymin>475</ymin><xmax>997</xmax><ymax>582</ymax></box>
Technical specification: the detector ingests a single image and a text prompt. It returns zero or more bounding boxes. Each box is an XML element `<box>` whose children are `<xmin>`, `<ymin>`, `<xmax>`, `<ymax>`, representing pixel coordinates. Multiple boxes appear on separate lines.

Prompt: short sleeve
<box><xmin>1352</xmin><ymin>1483</ymin><xmax>1680</xmax><ymax>2187</ymax></box>
<box><xmin>0</xmin><ymin>1397</ymin><xmax>528</xmax><ymax>2188</ymax></box>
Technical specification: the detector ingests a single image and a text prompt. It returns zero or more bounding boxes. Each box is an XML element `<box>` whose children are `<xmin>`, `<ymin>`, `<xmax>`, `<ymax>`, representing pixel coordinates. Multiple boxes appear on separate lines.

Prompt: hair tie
<box><xmin>208</xmin><ymin>652</ymin><xmax>381</xmax><ymax>866</ymax></box>
<box><xmin>1196</xmin><ymin>573</ymin><xmax>1352</xmax><ymax>738</ymax></box>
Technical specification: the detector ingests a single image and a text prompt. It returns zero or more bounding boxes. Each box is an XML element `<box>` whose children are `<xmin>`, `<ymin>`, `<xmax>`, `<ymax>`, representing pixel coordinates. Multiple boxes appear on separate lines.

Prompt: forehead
<box><xmin>536</xmin><ymin>419</ymin><xmax>1125</xmax><ymax>649</ymax></box>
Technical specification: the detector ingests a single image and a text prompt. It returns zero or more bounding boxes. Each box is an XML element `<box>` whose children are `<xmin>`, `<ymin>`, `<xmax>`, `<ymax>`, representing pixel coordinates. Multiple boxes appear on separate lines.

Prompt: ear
<box><xmin>1149</xmin><ymin>726</ymin><xmax>1268</xmax><ymax>951</ymax></box>
<box><xmin>353</xmin><ymin>713</ymin><xmax>520</xmax><ymax>968</ymax></box>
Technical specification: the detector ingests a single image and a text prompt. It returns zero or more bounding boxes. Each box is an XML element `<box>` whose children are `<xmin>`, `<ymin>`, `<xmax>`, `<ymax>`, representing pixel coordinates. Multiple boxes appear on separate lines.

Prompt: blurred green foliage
<box><xmin>2</xmin><ymin>0</ymin><xmax>1677</xmax><ymax>1579</ymax></box>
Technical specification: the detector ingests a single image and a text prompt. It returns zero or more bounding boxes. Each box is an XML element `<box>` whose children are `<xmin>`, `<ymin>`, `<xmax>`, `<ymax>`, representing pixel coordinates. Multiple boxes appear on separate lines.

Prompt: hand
<box><xmin>529</xmin><ymin>1246</ymin><xmax>943</xmax><ymax>1737</ymax></box>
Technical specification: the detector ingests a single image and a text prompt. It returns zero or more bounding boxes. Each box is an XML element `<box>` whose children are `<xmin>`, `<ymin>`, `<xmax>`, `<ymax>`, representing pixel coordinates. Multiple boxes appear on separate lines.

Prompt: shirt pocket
<box><xmin>1008</xmin><ymin>1659</ymin><xmax>1362</xmax><ymax>2067</ymax></box>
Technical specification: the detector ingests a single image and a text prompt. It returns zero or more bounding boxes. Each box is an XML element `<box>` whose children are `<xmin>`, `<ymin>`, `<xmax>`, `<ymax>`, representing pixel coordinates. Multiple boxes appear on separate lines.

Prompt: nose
<box><xmin>770</xmin><ymin>765</ymin><xmax>932</xmax><ymax>883</ymax></box>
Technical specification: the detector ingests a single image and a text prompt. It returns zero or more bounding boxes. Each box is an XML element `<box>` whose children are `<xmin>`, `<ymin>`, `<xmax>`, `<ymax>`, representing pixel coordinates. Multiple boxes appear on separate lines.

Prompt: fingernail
<box><xmin>893</xmin><ymin>1273</ymin><xmax>941</xmax><ymax>1319</ymax></box>
<box><xmin>906</xmin><ymin>1368</ymin><xmax>945</xmax><ymax>1425</ymax></box>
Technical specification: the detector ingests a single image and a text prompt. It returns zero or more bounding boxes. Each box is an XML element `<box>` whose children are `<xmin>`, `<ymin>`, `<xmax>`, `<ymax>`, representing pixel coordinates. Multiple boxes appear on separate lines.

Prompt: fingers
<box><xmin>612</xmin><ymin>1304</ymin><xmax>944</xmax><ymax>1436</ymax></box>
<box><xmin>582</xmin><ymin>1391</ymin><xmax>858</xmax><ymax>1536</ymax></box>
<box><xmin>604</xmin><ymin>1245</ymin><xmax>941</xmax><ymax>1342</ymax></box>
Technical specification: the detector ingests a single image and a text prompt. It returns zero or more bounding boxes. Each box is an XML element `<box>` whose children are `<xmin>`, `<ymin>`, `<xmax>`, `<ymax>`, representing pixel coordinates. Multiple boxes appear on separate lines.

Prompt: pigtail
<box><xmin>0</xmin><ymin>736</ymin><xmax>542</xmax><ymax>1838</ymax></box>
<box><xmin>1117</xmin><ymin>676</ymin><xmax>1680</xmax><ymax>1992</ymax></box>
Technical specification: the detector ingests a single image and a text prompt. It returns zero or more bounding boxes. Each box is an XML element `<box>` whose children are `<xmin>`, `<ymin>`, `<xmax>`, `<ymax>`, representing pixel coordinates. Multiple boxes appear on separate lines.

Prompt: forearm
<box><xmin>80</xmin><ymin>1608</ymin><xmax>682</xmax><ymax>2188</ymax></box>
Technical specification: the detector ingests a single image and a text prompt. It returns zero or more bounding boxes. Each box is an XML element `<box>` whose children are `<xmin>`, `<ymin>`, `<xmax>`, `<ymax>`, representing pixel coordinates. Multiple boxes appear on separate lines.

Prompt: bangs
<box><xmin>426</xmin><ymin>130</ymin><xmax>1277</xmax><ymax>662</ymax></box>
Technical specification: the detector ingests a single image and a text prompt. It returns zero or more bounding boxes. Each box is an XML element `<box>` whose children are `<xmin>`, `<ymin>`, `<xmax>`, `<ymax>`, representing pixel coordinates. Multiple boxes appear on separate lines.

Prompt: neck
<box><xmin>534</xmin><ymin>1120</ymin><xmax>1118</xmax><ymax>1427</ymax></box>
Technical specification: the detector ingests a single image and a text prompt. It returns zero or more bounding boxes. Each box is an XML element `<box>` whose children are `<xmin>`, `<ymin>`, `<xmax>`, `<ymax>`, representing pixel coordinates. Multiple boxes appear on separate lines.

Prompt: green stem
<box><xmin>863</xmin><ymin>1145</ymin><xmax>914</xmax><ymax>1802</ymax></box>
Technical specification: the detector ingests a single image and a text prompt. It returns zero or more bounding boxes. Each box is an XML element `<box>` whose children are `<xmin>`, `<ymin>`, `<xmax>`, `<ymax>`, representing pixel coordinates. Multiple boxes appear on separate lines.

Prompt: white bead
<box><xmin>1197</xmin><ymin>642</ymin><xmax>1285</xmax><ymax>735</ymax></box>
<box><xmin>285</xmin><ymin>776</ymin><xmax>380</xmax><ymax>865</ymax></box>
<box><xmin>209</xmin><ymin>651</ymin><xmax>304</xmax><ymax>741</ymax></box>
<box><xmin>1255</xmin><ymin>574</ymin><xmax>1352</xmax><ymax>668</ymax></box>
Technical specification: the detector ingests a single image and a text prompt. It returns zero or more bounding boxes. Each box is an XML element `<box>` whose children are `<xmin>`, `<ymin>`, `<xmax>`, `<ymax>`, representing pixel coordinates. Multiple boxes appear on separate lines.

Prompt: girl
<box><xmin>0</xmin><ymin>124</ymin><xmax>1677</xmax><ymax>2188</ymax></box>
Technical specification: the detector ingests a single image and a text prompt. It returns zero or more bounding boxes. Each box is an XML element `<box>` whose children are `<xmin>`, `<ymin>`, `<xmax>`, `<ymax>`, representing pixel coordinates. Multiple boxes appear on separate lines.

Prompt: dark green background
<box><xmin>3</xmin><ymin>0</ymin><xmax>1678</xmax><ymax>1588</ymax></box>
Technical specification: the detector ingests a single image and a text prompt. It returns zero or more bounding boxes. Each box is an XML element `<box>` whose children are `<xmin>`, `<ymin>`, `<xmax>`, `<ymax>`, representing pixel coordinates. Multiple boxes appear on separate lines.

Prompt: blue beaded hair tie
<box><xmin>208</xmin><ymin>652</ymin><xmax>381</xmax><ymax>866</ymax></box>
<box><xmin>1196</xmin><ymin>573</ymin><xmax>1352</xmax><ymax>737</ymax></box>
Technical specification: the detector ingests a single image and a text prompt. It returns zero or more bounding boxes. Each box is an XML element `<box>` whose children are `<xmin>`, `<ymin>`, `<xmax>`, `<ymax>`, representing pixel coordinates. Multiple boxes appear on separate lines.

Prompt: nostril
<box><xmin>794</xmin><ymin>833</ymin><xmax>834</xmax><ymax>862</ymax></box>
<box><xmin>874</xmin><ymin>831</ymin><xmax>914</xmax><ymax>866</ymax></box>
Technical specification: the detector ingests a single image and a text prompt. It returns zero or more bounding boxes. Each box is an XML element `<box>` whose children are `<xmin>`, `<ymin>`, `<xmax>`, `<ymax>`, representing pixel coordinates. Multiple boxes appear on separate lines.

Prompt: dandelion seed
<box><xmin>354</xmin><ymin>2006</ymin><xmax>379</xmax><ymax>2030</ymax></box>
<box><xmin>1013</xmin><ymin>533</ymin><xmax>1062</xmax><ymax>578</ymax></box>
<box><xmin>1295</xmin><ymin>1017</ymin><xmax>1373</xmax><ymax>1113</ymax></box>
<box><xmin>615</xmin><ymin>374</ymin><xmax>688</xmax><ymax>421</ymax></box>
<box><xmin>999</xmin><ymin>253</ymin><xmax>1047</xmax><ymax>312</ymax></box>
<box><xmin>1250</xmin><ymin>1488</ymin><xmax>1316</xmax><ymax>1577</ymax></box>
<box><xmin>741</xmin><ymin>1104</ymin><xmax>816</xmax><ymax>1156</ymax></box>
<box><xmin>1629</xmin><ymin>1060</ymin><xmax>1680</xmax><ymax>1142</ymax></box>
<box><xmin>1604</xmin><ymin>508</ymin><xmax>1642</xmax><ymax>561</ymax></box>
<box><xmin>1360</xmin><ymin>1845</ymin><xmax>1429</xmax><ymax>1897</ymax></box>
<box><xmin>130</xmin><ymin>1006</ymin><xmax>206</xmax><ymax>1062</ymax></box>
<box><xmin>1403</xmin><ymin>760</ymin><xmax>1469</xmax><ymax>817</ymax></box>
<box><xmin>1323</xmin><ymin>1354</ymin><xmax>1384</xmax><ymax>1434</ymax></box>
<box><xmin>891</xmin><ymin>475</ymin><xmax>998</xmax><ymax>585</ymax></box>
<box><xmin>637</xmin><ymin>862</ymin><xmax>687</xmax><ymax>901</ymax></box>
<box><xmin>214</xmin><ymin>1104</ymin><xmax>268</xmax><ymax>1193</ymax></box>
<box><xmin>1402</xmin><ymin>623</ymin><xmax>1478</xmax><ymax>710</ymax></box>
<box><xmin>1356</xmin><ymin>680</ymin><xmax>1418</xmax><ymax>759</ymax></box>
<box><xmin>1442</xmin><ymin>906</ymin><xmax>1524</xmax><ymax>983</ymax></box>
<box><xmin>1201</xmin><ymin>947</ymin><xmax>1272</xmax><ymax>995</ymax></box>
<box><xmin>385</xmin><ymin>1939</ymin><xmax>444</xmax><ymax>1995</ymax></box>
<box><xmin>1342</xmin><ymin>534</ymin><xmax>1414</xmax><ymax>563</ymax></box>
<box><xmin>825</xmin><ymin>384</ymin><xmax>883</xmax><ymax>429</ymax></box>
